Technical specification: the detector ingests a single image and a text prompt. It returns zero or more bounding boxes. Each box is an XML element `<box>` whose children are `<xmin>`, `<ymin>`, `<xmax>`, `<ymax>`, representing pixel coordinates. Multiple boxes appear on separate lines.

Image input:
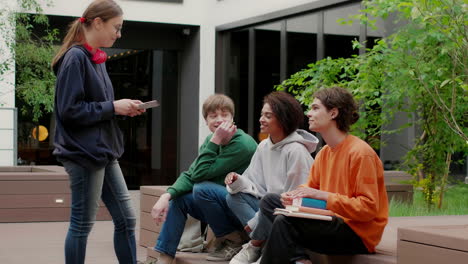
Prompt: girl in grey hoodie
<box><xmin>225</xmin><ymin>91</ymin><xmax>318</xmax><ymax>264</ymax></box>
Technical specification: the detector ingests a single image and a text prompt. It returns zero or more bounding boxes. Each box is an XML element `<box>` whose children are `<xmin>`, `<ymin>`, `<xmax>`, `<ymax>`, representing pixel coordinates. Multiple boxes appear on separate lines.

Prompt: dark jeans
<box><xmin>259</xmin><ymin>193</ymin><xmax>368</xmax><ymax>264</ymax></box>
<box><xmin>61</xmin><ymin>159</ymin><xmax>137</xmax><ymax>264</ymax></box>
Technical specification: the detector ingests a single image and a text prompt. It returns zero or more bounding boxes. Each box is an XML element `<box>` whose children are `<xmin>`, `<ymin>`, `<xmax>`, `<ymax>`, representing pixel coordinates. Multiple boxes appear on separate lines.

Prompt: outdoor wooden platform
<box><xmin>147</xmin><ymin>247</ymin><xmax>228</xmax><ymax>264</ymax></box>
<box><xmin>0</xmin><ymin>165</ymin><xmax>111</xmax><ymax>222</ymax></box>
<box><xmin>398</xmin><ymin>223</ymin><xmax>468</xmax><ymax>264</ymax></box>
<box><xmin>309</xmin><ymin>215</ymin><xmax>468</xmax><ymax>264</ymax></box>
<box><xmin>0</xmin><ymin>190</ymin><xmax>144</xmax><ymax>264</ymax></box>
<box><xmin>139</xmin><ymin>185</ymin><xmax>167</xmax><ymax>248</ymax></box>
<box><xmin>1</xmin><ymin>189</ymin><xmax>467</xmax><ymax>264</ymax></box>
<box><xmin>384</xmin><ymin>170</ymin><xmax>413</xmax><ymax>203</ymax></box>
<box><xmin>0</xmin><ymin>190</ymin><xmax>225</xmax><ymax>264</ymax></box>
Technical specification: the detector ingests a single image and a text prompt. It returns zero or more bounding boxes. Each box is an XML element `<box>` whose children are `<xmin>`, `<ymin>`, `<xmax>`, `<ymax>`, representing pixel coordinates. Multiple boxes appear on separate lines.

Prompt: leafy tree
<box><xmin>0</xmin><ymin>1</ymin><xmax>16</xmax><ymax>102</ymax></box>
<box><xmin>277</xmin><ymin>0</ymin><xmax>467</xmax><ymax>208</ymax></box>
<box><xmin>0</xmin><ymin>0</ymin><xmax>58</xmax><ymax>122</ymax></box>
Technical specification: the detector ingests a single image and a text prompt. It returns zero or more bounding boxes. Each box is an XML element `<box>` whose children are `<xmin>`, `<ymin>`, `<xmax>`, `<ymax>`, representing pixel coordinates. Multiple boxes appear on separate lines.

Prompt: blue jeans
<box><xmin>250</xmin><ymin>210</ymin><xmax>273</xmax><ymax>241</ymax></box>
<box><xmin>226</xmin><ymin>192</ymin><xmax>259</xmax><ymax>227</ymax></box>
<box><xmin>155</xmin><ymin>181</ymin><xmax>242</xmax><ymax>257</ymax></box>
<box><xmin>226</xmin><ymin>192</ymin><xmax>273</xmax><ymax>240</ymax></box>
<box><xmin>61</xmin><ymin>159</ymin><xmax>137</xmax><ymax>264</ymax></box>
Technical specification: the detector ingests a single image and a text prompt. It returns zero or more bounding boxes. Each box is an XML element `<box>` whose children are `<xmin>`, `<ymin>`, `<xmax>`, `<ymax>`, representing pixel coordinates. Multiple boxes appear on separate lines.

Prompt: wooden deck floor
<box><xmin>0</xmin><ymin>220</ymin><xmax>148</xmax><ymax>264</ymax></box>
<box><xmin>0</xmin><ymin>191</ymin><xmax>147</xmax><ymax>264</ymax></box>
<box><xmin>2</xmin><ymin>190</ymin><xmax>466</xmax><ymax>264</ymax></box>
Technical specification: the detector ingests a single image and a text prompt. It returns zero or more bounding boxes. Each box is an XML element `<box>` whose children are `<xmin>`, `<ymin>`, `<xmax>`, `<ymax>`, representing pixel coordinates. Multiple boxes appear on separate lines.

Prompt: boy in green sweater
<box><xmin>151</xmin><ymin>94</ymin><xmax>258</xmax><ymax>263</ymax></box>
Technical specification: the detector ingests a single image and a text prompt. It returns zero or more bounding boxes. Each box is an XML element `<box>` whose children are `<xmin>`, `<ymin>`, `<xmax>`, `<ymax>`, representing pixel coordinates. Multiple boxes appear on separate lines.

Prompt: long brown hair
<box><xmin>313</xmin><ymin>87</ymin><xmax>360</xmax><ymax>132</ymax></box>
<box><xmin>51</xmin><ymin>0</ymin><xmax>123</xmax><ymax>68</ymax></box>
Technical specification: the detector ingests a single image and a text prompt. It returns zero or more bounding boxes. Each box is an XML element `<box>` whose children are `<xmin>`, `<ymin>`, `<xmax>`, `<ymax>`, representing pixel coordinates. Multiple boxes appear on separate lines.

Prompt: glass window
<box><xmin>254</xmin><ymin>21</ymin><xmax>281</xmax><ymax>139</ymax></box>
<box><xmin>107</xmin><ymin>49</ymin><xmax>179</xmax><ymax>188</ymax></box>
<box><xmin>227</xmin><ymin>29</ymin><xmax>249</xmax><ymax>131</ymax></box>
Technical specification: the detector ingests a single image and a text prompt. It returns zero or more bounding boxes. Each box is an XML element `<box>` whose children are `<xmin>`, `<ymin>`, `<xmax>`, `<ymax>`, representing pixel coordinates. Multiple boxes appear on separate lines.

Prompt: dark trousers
<box><xmin>259</xmin><ymin>193</ymin><xmax>369</xmax><ymax>264</ymax></box>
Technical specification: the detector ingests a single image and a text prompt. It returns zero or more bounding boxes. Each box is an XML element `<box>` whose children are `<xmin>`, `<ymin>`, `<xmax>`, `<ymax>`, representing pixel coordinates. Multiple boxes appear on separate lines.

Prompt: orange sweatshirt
<box><xmin>304</xmin><ymin>135</ymin><xmax>388</xmax><ymax>252</ymax></box>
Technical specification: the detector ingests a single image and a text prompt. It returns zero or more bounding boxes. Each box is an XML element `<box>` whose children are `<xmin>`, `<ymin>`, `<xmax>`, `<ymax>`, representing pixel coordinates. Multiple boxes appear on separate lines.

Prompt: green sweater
<box><xmin>167</xmin><ymin>129</ymin><xmax>257</xmax><ymax>199</ymax></box>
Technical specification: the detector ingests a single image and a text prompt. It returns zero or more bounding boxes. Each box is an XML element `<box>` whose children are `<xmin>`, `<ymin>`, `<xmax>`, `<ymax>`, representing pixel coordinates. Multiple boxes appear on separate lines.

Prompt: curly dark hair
<box><xmin>313</xmin><ymin>87</ymin><xmax>359</xmax><ymax>132</ymax></box>
<box><xmin>263</xmin><ymin>91</ymin><xmax>304</xmax><ymax>136</ymax></box>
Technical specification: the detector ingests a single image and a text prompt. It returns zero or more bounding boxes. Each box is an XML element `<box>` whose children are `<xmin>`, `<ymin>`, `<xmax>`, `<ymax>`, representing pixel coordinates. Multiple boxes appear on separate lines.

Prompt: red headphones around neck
<box><xmin>83</xmin><ymin>43</ymin><xmax>107</xmax><ymax>64</ymax></box>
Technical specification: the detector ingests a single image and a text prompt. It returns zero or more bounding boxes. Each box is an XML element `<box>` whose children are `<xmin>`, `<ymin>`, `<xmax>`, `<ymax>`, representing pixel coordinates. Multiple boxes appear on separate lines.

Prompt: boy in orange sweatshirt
<box><xmin>259</xmin><ymin>87</ymin><xmax>388</xmax><ymax>264</ymax></box>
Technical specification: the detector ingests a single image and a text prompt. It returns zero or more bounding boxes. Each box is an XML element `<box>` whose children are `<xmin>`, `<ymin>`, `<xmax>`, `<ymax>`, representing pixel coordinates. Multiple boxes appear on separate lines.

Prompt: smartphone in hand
<box><xmin>137</xmin><ymin>100</ymin><xmax>160</xmax><ymax>110</ymax></box>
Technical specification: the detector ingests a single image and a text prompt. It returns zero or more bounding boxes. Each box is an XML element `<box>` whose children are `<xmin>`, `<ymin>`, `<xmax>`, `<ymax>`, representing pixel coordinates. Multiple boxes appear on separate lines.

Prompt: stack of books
<box><xmin>274</xmin><ymin>197</ymin><xmax>334</xmax><ymax>221</ymax></box>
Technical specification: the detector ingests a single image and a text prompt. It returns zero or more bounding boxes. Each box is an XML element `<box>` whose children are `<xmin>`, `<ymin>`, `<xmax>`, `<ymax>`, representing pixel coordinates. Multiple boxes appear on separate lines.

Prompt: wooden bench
<box><xmin>139</xmin><ymin>185</ymin><xmax>168</xmax><ymax>248</ymax></box>
<box><xmin>384</xmin><ymin>170</ymin><xmax>413</xmax><ymax>203</ymax></box>
<box><xmin>139</xmin><ymin>171</ymin><xmax>413</xmax><ymax>247</ymax></box>
<box><xmin>398</xmin><ymin>223</ymin><xmax>468</xmax><ymax>264</ymax></box>
<box><xmin>139</xmin><ymin>184</ymin><xmax>466</xmax><ymax>264</ymax></box>
<box><xmin>309</xmin><ymin>215</ymin><xmax>468</xmax><ymax>264</ymax></box>
<box><xmin>0</xmin><ymin>165</ymin><xmax>110</xmax><ymax>222</ymax></box>
<box><xmin>140</xmin><ymin>185</ymin><xmax>216</xmax><ymax>263</ymax></box>
<box><xmin>141</xmin><ymin>215</ymin><xmax>468</xmax><ymax>264</ymax></box>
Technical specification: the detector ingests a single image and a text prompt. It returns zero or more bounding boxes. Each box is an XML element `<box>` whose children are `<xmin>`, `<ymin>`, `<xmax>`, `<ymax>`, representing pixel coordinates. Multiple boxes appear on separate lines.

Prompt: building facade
<box><xmin>1</xmin><ymin>0</ymin><xmax>433</xmax><ymax>187</ymax></box>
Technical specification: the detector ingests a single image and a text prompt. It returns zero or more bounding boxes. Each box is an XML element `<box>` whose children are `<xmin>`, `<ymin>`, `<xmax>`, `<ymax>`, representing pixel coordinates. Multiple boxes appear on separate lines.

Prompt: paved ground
<box><xmin>0</xmin><ymin>191</ymin><xmax>147</xmax><ymax>264</ymax></box>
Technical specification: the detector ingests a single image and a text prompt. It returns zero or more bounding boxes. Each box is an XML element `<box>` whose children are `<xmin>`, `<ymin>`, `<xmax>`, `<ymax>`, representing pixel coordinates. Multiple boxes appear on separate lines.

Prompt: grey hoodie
<box><xmin>227</xmin><ymin>129</ymin><xmax>318</xmax><ymax>229</ymax></box>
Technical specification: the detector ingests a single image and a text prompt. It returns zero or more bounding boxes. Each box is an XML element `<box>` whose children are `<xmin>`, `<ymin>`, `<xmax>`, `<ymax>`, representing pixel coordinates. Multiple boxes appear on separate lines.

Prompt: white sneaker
<box><xmin>229</xmin><ymin>242</ymin><xmax>261</xmax><ymax>264</ymax></box>
<box><xmin>252</xmin><ymin>256</ymin><xmax>262</xmax><ymax>264</ymax></box>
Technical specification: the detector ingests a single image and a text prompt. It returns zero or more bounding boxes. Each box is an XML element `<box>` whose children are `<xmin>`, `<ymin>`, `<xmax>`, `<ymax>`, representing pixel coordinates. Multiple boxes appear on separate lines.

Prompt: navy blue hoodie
<box><xmin>53</xmin><ymin>45</ymin><xmax>124</xmax><ymax>169</ymax></box>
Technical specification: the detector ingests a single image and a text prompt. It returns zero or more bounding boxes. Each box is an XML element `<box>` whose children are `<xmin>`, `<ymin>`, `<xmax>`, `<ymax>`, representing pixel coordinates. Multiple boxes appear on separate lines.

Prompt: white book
<box><xmin>273</xmin><ymin>208</ymin><xmax>333</xmax><ymax>221</ymax></box>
